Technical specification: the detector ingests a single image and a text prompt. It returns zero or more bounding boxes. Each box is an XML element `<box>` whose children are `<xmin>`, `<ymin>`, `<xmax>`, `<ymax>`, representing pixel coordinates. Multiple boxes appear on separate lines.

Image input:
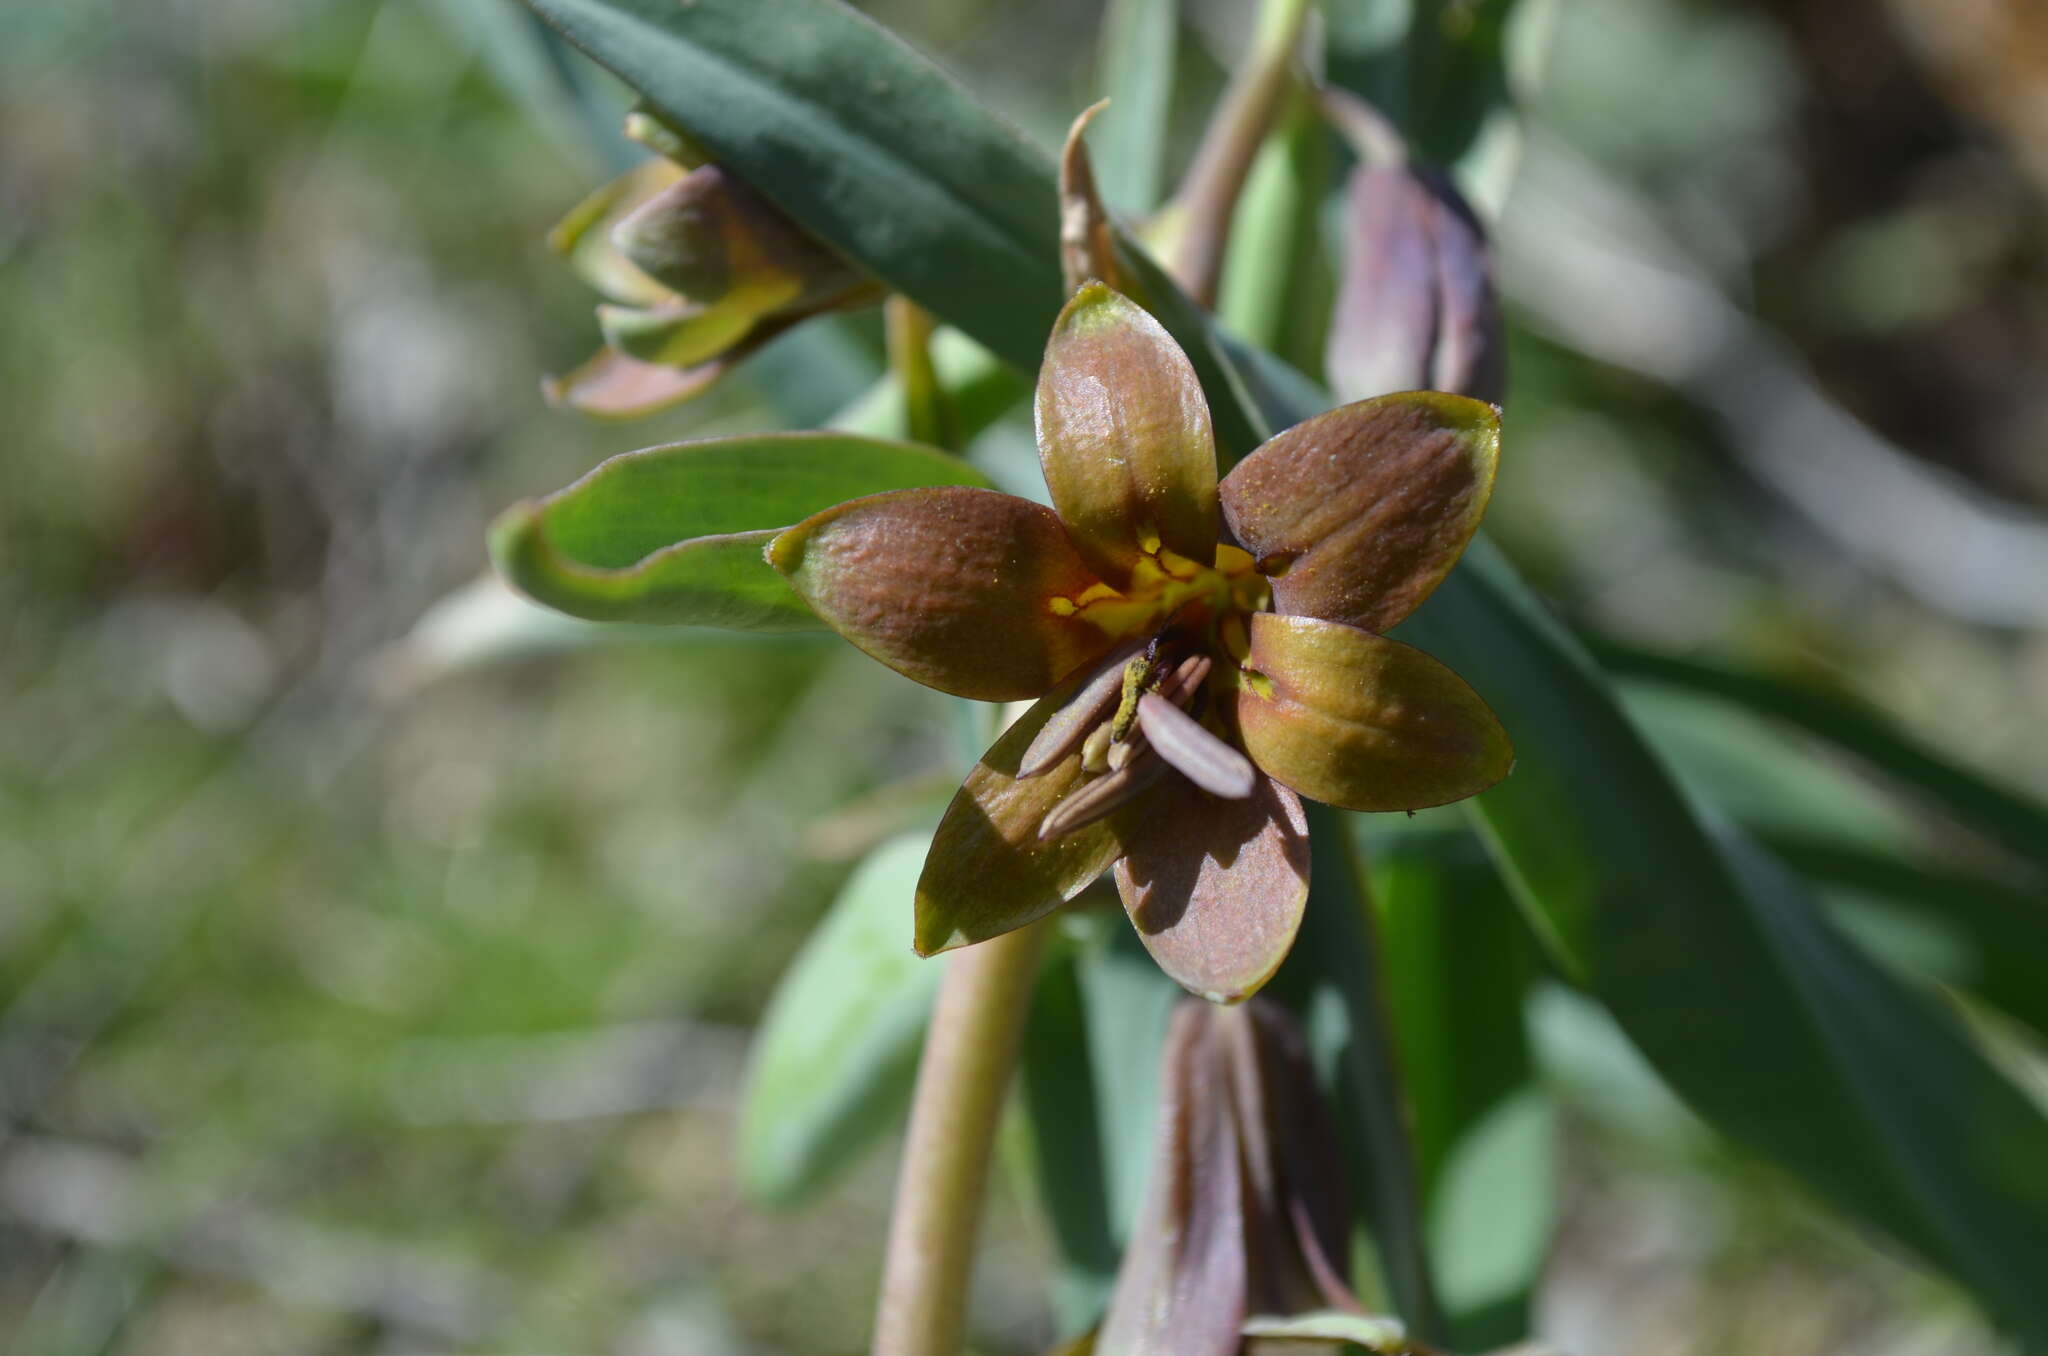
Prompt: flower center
<box><xmin>1047</xmin><ymin>541</ymin><xmax>1270</xmax><ymax>639</ymax></box>
<box><xmin>1027</xmin><ymin>544</ymin><xmax>1272</xmax><ymax>841</ymax></box>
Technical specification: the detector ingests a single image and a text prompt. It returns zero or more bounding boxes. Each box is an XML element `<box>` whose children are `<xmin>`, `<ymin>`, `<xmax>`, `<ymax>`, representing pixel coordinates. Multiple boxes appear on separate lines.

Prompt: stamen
<box><xmin>1135</xmin><ymin>693</ymin><xmax>1256</xmax><ymax>798</ymax></box>
<box><xmin>1107</xmin><ymin>650</ymin><xmax>1162</xmax><ymax>743</ymax></box>
<box><xmin>1016</xmin><ymin>638</ymin><xmax>1148</xmax><ymax>778</ymax></box>
<box><xmin>1081</xmin><ymin>722</ymin><xmax>1114</xmax><ymax>773</ymax></box>
<box><xmin>1157</xmin><ymin>653</ymin><xmax>1212</xmax><ymax>707</ymax></box>
<box><xmin>1036</xmin><ymin>751</ymin><xmax>1168</xmax><ymax>840</ymax></box>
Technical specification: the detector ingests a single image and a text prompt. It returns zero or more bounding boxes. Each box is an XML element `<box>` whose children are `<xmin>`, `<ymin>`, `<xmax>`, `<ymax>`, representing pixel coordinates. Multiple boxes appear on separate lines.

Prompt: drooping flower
<box><xmin>769</xmin><ymin>282</ymin><xmax>1510</xmax><ymax>1002</ymax></box>
<box><xmin>545</xmin><ymin>111</ymin><xmax>882</xmax><ymax>420</ymax></box>
<box><xmin>1320</xmin><ymin>90</ymin><xmax>1505</xmax><ymax>406</ymax></box>
<box><xmin>1094</xmin><ymin>999</ymin><xmax>1422</xmax><ymax>1356</ymax></box>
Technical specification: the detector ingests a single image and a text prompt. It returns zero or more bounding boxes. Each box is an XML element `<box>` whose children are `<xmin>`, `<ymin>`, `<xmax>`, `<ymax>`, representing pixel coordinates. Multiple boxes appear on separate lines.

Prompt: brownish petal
<box><xmin>1113</xmin><ymin>775</ymin><xmax>1310</xmax><ymax>1003</ymax></box>
<box><xmin>768</xmin><ymin>487</ymin><xmax>1118</xmax><ymax>702</ymax></box>
<box><xmin>1035</xmin><ymin>283</ymin><xmax>1219</xmax><ymax>584</ymax></box>
<box><xmin>915</xmin><ymin>679</ymin><xmax>1139</xmax><ymax>955</ymax></box>
<box><xmin>1095</xmin><ymin>1005</ymin><xmax>1248</xmax><ymax>1356</ymax></box>
<box><xmin>1219</xmin><ymin>391</ymin><xmax>1499</xmax><ymax>633</ymax></box>
<box><xmin>542</xmin><ymin>346</ymin><xmax>725</xmax><ymax>421</ymax></box>
<box><xmin>1230</xmin><ymin>1002</ymin><xmax>1363</xmax><ymax>1317</ymax></box>
<box><xmin>1235</xmin><ymin>613</ymin><xmax>1513</xmax><ymax>812</ymax></box>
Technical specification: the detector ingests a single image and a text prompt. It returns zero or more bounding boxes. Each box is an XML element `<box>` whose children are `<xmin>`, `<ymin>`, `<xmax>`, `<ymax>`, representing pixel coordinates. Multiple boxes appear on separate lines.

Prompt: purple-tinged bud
<box><xmin>544</xmin><ymin>113</ymin><xmax>879</xmax><ymax>420</ymax></box>
<box><xmin>1096</xmin><ymin>1000</ymin><xmax>1405</xmax><ymax>1355</ymax></box>
<box><xmin>1325</xmin><ymin>153</ymin><xmax>1505</xmax><ymax>406</ymax></box>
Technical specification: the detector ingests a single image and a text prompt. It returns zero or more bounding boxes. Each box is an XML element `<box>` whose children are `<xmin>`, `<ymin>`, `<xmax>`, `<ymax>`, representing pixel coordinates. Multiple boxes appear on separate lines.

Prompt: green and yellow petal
<box><xmin>1035</xmin><ymin>283</ymin><xmax>1219</xmax><ymax>585</ymax></box>
<box><xmin>1219</xmin><ymin>391</ymin><xmax>1498</xmax><ymax>634</ymax></box>
<box><xmin>546</xmin><ymin>158</ymin><xmax>683</xmax><ymax>309</ymax></box>
<box><xmin>1233</xmin><ymin>612</ymin><xmax>1513</xmax><ymax>812</ymax></box>
<box><xmin>768</xmin><ymin>486</ymin><xmax>1117</xmax><ymax>702</ymax></box>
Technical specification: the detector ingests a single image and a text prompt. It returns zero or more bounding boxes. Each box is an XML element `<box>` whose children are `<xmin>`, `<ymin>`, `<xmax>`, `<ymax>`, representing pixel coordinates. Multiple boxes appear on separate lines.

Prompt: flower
<box><xmin>768</xmin><ymin>283</ymin><xmax>1510</xmax><ymax>1001</ymax></box>
<box><xmin>1093</xmin><ymin>999</ymin><xmax>1421</xmax><ymax>1356</ymax></box>
<box><xmin>1318</xmin><ymin>89</ymin><xmax>1505</xmax><ymax>406</ymax></box>
<box><xmin>544</xmin><ymin>111</ymin><xmax>881</xmax><ymax>420</ymax></box>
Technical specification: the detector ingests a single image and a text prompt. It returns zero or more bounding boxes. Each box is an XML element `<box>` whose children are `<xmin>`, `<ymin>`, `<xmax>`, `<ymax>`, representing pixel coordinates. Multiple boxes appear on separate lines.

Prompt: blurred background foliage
<box><xmin>2</xmin><ymin>0</ymin><xmax>2046</xmax><ymax>1353</ymax></box>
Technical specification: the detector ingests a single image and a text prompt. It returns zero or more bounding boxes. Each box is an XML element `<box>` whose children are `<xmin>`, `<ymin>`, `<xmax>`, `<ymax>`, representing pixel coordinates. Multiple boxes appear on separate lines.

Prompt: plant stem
<box><xmin>872</xmin><ymin>918</ymin><xmax>1051</xmax><ymax>1356</ymax></box>
<box><xmin>1158</xmin><ymin>0</ymin><xmax>1313</xmax><ymax>306</ymax></box>
<box><xmin>885</xmin><ymin>294</ymin><xmax>958</xmax><ymax>452</ymax></box>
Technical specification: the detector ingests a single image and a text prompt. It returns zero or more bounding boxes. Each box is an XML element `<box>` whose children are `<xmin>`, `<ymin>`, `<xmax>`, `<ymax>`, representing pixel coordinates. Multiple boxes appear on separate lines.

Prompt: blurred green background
<box><xmin>3</xmin><ymin>0</ymin><xmax>2046</xmax><ymax>1352</ymax></box>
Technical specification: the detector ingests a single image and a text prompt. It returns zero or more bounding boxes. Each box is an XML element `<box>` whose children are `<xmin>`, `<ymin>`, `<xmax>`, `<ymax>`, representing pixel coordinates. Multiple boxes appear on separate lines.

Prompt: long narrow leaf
<box><xmin>1364</xmin><ymin>822</ymin><xmax>1552</xmax><ymax>1350</ymax></box>
<box><xmin>1594</xmin><ymin>635</ymin><xmax>2048</xmax><ymax>875</ymax></box>
<box><xmin>737</xmin><ymin>832</ymin><xmax>942</xmax><ymax>1205</ymax></box>
<box><xmin>1267</xmin><ymin>805</ymin><xmax>1447</xmax><ymax>1342</ymax></box>
<box><xmin>1093</xmin><ymin>0</ymin><xmax>1178</xmax><ymax>216</ymax></box>
<box><xmin>1397</xmin><ymin>543</ymin><xmax>2048</xmax><ymax>1341</ymax></box>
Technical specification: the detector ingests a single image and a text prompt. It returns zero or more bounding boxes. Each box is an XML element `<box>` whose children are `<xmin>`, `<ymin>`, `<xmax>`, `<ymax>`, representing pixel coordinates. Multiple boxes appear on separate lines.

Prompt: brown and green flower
<box><xmin>1093</xmin><ymin>999</ymin><xmax>1420</xmax><ymax>1356</ymax></box>
<box><xmin>769</xmin><ymin>283</ymin><xmax>1510</xmax><ymax>1002</ymax></box>
<box><xmin>545</xmin><ymin>114</ymin><xmax>882</xmax><ymax>420</ymax></box>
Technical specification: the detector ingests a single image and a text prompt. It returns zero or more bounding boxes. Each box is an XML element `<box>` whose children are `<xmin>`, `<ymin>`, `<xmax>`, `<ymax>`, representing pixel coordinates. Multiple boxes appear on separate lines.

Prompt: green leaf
<box><xmin>1618</xmin><ymin>682</ymin><xmax>1916</xmax><ymax>853</ymax></box>
<box><xmin>1015</xmin><ymin>930</ymin><xmax>1121</xmax><ymax>1336</ymax></box>
<box><xmin>1767</xmin><ymin>837</ymin><xmax>2048</xmax><ymax>1046</ymax></box>
<box><xmin>1392</xmin><ymin>540</ymin><xmax>2048</xmax><ymax>1342</ymax></box>
<box><xmin>1266</xmin><ymin>804</ymin><xmax>1447</xmax><ymax>1343</ymax></box>
<box><xmin>737</xmin><ymin>831</ymin><xmax>942</xmax><ymax>1206</ymax></box>
<box><xmin>1092</xmin><ymin>0</ymin><xmax>1178</xmax><ymax>217</ymax></box>
<box><xmin>1018</xmin><ymin>913</ymin><xmax>1184</xmax><ymax>1336</ymax></box>
<box><xmin>1363</xmin><ymin>822</ymin><xmax>1552</xmax><ymax>1350</ymax></box>
<box><xmin>490</xmin><ymin>433</ymin><xmax>990</xmax><ymax>629</ymax></box>
<box><xmin>1217</xmin><ymin>93</ymin><xmax>1335</xmax><ymax>375</ymax></box>
<box><xmin>1593</xmin><ymin>635</ymin><xmax>2048</xmax><ymax>876</ymax></box>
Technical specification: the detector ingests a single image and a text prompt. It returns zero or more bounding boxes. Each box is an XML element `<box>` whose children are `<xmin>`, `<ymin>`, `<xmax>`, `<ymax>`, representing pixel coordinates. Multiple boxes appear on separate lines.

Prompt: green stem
<box><xmin>1157</xmin><ymin>0</ymin><xmax>1313</xmax><ymax>306</ymax></box>
<box><xmin>885</xmin><ymin>294</ymin><xmax>958</xmax><ymax>452</ymax></box>
<box><xmin>871</xmin><ymin>918</ymin><xmax>1051</xmax><ymax>1356</ymax></box>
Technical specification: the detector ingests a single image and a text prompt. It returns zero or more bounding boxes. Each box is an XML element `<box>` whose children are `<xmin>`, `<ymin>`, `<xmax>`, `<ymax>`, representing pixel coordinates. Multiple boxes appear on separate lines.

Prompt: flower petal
<box><xmin>598</xmin><ymin>298</ymin><xmax>766</xmax><ymax>368</ymax></box>
<box><xmin>1235</xmin><ymin>612</ymin><xmax>1512</xmax><ymax>812</ymax></box>
<box><xmin>542</xmin><ymin>346</ymin><xmax>725</xmax><ymax>421</ymax></box>
<box><xmin>769</xmin><ymin>487</ymin><xmax>1118</xmax><ymax>702</ymax></box>
<box><xmin>613</xmin><ymin>164</ymin><xmax>868</xmax><ymax>313</ymax></box>
<box><xmin>915</xmin><ymin>680</ymin><xmax>1137</xmax><ymax>955</ymax></box>
<box><xmin>1114</xmin><ymin>775</ymin><xmax>1309</xmax><ymax>1003</ymax></box>
<box><xmin>546</xmin><ymin>159</ymin><xmax>682</xmax><ymax>308</ymax></box>
<box><xmin>1035</xmin><ymin>283</ymin><xmax>1219</xmax><ymax>584</ymax></box>
<box><xmin>1219</xmin><ymin>391</ymin><xmax>1499</xmax><ymax>633</ymax></box>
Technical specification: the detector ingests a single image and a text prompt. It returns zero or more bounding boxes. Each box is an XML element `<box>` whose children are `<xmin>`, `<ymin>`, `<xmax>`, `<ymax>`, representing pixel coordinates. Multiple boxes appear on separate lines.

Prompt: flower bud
<box><xmin>1096</xmin><ymin>999</ymin><xmax>1407</xmax><ymax>1355</ymax></box>
<box><xmin>544</xmin><ymin>115</ymin><xmax>879</xmax><ymax>419</ymax></box>
<box><xmin>1325</xmin><ymin>160</ymin><xmax>1505</xmax><ymax>407</ymax></box>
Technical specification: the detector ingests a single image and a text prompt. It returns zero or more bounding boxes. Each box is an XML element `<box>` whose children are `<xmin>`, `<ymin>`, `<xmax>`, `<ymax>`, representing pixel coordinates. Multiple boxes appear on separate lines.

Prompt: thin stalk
<box><xmin>872</xmin><ymin>918</ymin><xmax>1051</xmax><ymax>1356</ymax></box>
<box><xmin>885</xmin><ymin>294</ymin><xmax>958</xmax><ymax>452</ymax></box>
<box><xmin>1158</xmin><ymin>0</ymin><xmax>1313</xmax><ymax>305</ymax></box>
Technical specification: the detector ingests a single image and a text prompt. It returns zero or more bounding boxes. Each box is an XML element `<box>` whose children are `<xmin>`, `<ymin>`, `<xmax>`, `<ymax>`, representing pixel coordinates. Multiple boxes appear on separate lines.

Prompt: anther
<box><xmin>1036</xmin><ymin>751</ymin><xmax>1168</xmax><ymax>840</ymax></box>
